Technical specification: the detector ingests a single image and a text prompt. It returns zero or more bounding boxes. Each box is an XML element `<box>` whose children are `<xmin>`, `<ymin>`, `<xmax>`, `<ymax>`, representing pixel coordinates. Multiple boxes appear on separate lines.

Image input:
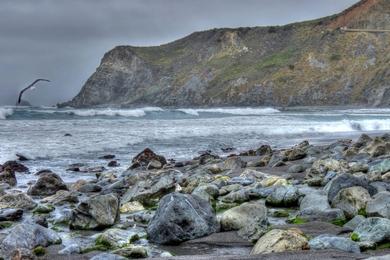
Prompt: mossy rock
<box><xmin>287</xmin><ymin>216</ymin><xmax>307</xmax><ymax>225</ymax></box>
<box><xmin>273</xmin><ymin>209</ymin><xmax>290</xmax><ymax>218</ymax></box>
<box><xmin>33</xmin><ymin>204</ymin><xmax>55</xmax><ymax>214</ymax></box>
<box><xmin>33</xmin><ymin>246</ymin><xmax>46</xmax><ymax>256</ymax></box>
<box><xmin>0</xmin><ymin>221</ymin><xmax>13</xmax><ymax>229</ymax></box>
<box><xmin>351</xmin><ymin>232</ymin><xmax>360</xmax><ymax>242</ymax></box>
<box><xmin>331</xmin><ymin>218</ymin><xmax>348</xmax><ymax>227</ymax></box>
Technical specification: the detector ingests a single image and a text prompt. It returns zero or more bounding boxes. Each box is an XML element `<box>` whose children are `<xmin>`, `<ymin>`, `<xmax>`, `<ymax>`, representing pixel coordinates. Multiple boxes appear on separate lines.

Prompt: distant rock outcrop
<box><xmin>61</xmin><ymin>0</ymin><xmax>390</xmax><ymax>108</ymax></box>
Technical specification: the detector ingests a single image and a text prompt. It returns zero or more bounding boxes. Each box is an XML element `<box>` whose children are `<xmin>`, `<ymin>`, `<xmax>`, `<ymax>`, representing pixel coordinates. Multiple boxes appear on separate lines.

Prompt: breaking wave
<box><xmin>176</xmin><ymin>107</ymin><xmax>280</xmax><ymax>116</ymax></box>
<box><xmin>0</xmin><ymin>108</ymin><xmax>13</xmax><ymax>120</ymax></box>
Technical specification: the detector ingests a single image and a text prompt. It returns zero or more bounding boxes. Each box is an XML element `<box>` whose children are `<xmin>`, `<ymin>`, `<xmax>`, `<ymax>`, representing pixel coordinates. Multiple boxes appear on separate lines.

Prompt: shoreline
<box><xmin>0</xmin><ymin>132</ymin><xmax>389</xmax><ymax>259</ymax></box>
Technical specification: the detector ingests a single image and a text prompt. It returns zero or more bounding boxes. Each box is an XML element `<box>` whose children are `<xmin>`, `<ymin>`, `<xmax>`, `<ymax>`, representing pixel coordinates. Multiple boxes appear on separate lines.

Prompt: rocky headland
<box><xmin>61</xmin><ymin>0</ymin><xmax>390</xmax><ymax>108</ymax></box>
<box><xmin>0</xmin><ymin>133</ymin><xmax>390</xmax><ymax>259</ymax></box>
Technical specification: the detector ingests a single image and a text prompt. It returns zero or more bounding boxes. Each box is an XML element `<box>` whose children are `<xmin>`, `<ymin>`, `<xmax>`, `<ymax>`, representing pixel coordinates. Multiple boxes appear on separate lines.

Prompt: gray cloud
<box><xmin>0</xmin><ymin>0</ymin><xmax>358</xmax><ymax>106</ymax></box>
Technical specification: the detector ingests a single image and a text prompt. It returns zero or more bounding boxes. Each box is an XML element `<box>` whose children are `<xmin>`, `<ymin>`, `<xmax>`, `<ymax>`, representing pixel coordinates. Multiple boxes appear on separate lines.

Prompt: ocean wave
<box><xmin>37</xmin><ymin>107</ymin><xmax>164</xmax><ymax>117</ymax></box>
<box><xmin>0</xmin><ymin>108</ymin><xmax>13</xmax><ymax>120</ymax></box>
<box><xmin>177</xmin><ymin>107</ymin><xmax>280</xmax><ymax>116</ymax></box>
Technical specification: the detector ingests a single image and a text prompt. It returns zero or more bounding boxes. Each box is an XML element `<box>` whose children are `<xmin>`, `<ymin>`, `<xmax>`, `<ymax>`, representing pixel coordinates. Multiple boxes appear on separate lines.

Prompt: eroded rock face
<box><xmin>220</xmin><ymin>201</ymin><xmax>268</xmax><ymax>242</ymax></box>
<box><xmin>70</xmin><ymin>193</ymin><xmax>119</xmax><ymax>230</ymax></box>
<box><xmin>0</xmin><ymin>223</ymin><xmax>61</xmax><ymax>258</ymax></box>
<box><xmin>147</xmin><ymin>193</ymin><xmax>218</xmax><ymax>244</ymax></box>
<box><xmin>251</xmin><ymin>228</ymin><xmax>308</xmax><ymax>255</ymax></box>
<box><xmin>27</xmin><ymin>172</ymin><xmax>68</xmax><ymax>197</ymax></box>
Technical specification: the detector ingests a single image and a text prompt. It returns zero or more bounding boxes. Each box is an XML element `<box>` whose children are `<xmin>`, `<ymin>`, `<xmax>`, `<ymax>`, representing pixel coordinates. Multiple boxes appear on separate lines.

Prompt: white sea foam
<box><xmin>177</xmin><ymin>107</ymin><xmax>280</xmax><ymax>116</ymax></box>
<box><xmin>0</xmin><ymin>108</ymin><xmax>13</xmax><ymax>119</ymax></box>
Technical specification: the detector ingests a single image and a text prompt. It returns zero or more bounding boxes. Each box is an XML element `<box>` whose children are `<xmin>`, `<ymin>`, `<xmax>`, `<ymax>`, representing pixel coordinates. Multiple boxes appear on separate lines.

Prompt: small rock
<box><xmin>251</xmin><ymin>228</ymin><xmax>308</xmax><ymax>254</ymax></box>
<box><xmin>108</xmin><ymin>160</ymin><xmax>119</xmax><ymax>167</ymax></box>
<box><xmin>1</xmin><ymin>160</ymin><xmax>29</xmax><ymax>173</ymax></box>
<box><xmin>130</xmin><ymin>148</ymin><xmax>167</xmax><ymax>169</ymax></box>
<box><xmin>90</xmin><ymin>253</ymin><xmax>127</xmax><ymax>260</ymax></box>
<box><xmin>0</xmin><ymin>208</ymin><xmax>23</xmax><ymax>221</ymax></box>
<box><xmin>309</xmin><ymin>234</ymin><xmax>360</xmax><ymax>253</ymax></box>
<box><xmin>266</xmin><ymin>185</ymin><xmax>300</xmax><ymax>207</ymax></box>
<box><xmin>16</xmin><ymin>153</ymin><xmax>30</xmax><ymax>161</ymax></box>
<box><xmin>99</xmin><ymin>154</ymin><xmax>115</xmax><ymax>160</ymax></box>
<box><xmin>120</xmin><ymin>201</ymin><xmax>145</xmax><ymax>214</ymax></box>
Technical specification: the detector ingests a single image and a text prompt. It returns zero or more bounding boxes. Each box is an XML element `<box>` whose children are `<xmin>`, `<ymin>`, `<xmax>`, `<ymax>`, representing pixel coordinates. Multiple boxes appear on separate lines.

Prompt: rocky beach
<box><xmin>1</xmin><ymin>131</ymin><xmax>390</xmax><ymax>259</ymax></box>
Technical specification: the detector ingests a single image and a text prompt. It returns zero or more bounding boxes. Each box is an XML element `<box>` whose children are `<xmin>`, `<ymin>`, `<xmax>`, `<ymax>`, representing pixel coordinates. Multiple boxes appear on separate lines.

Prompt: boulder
<box><xmin>352</xmin><ymin>217</ymin><xmax>390</xmax><ymax>243</ymax></box>
<box><xmin>192</xmin><ymin>184</ymin><xmax>219</xmax><ymax>203</ymax></box>
<box><xmin>366</xmin><ymin>191</ymin><xmax>390</xmax><ymax>218</ymax></box>
<box><xmin>1</xmin><ymin>160</ymin><xmax>29</xmax><ymax>173</ymax></box>
<box><xmin>0</xmin><ymin>167</ymin><xmax>17</xmax><ymax>186</ymax></box>
<box><xmin>331</xmin><ymin>186</ymin><xmax>371</xmax><ymax>219</ymax></box>
<box><xmin>309</xmin><ymin>234</ymin><xmax>360</xmax><ymax>253</ymax></box>
<box><xmin>251</xmin><ymin>228</ymin><xmax>308</xmax><ymax>254</ymax></box>
<box><xmin>325</xmin><ymin>173</ymin><xmax>376</xmax><ymax>203</ymax></box>
<box><xmin>147</xmin><ymin>193</ymin><xmax>218</xmax><ymax>244</ymax></box>
<box><xmin>0</xmin><ymin>223</ymin><xmax>61</xmax><ymax>258</ymax></box>
<box><xmin>0</xmin><ymin>192</ymin><xmax>37</xmax><ymax>210</ymax></box>
<box><xmin>27</xmin><ymin>172</ymin><xmax>68</xmax><ymax>196</ymax></box>
<box><xmin>70</xmin><ymin>193</ymin><xmax>119</xmax><ymax>230</ymax></box>
<box><xmin>112</xmin><ymin>245</ymin><xmax>148</xmax><ymax>258</ymax></box>
<box><xmin>40</xmin><ymin>190</ymin><xmax>79</xmax><ymax>205</ymax></box>
<box><xmin>299</xmin><ymin>193</ymin><xmax>345</xmax><ymax>222</ymax></box>
<box><xmin>95</xmin><ymin>228</ymin><xmax>142</xmax><ymax>249</ymax></box>
<box><xmin>219</xmin><ymin>189</ymin><xmax>250</xmax><ymax>204</ymax></box>
<box><xmin>283</xmin><ymin>148</ymin><xmax>306</xmax><ymax>161</ymax></box>
<box><xmin>0</xmin><ymin>208</ymin><xmax>23</xmax><ymax>221</ymax></box>
<box><xmin>369</xmin><ymin>159</ymin><xmax>390</xmax><ymax>174</ymax></box>
<box><xmin>220</xmin><ymin>202</ymin><xmax>268</xmax><ymax>242</ymax></box>
<box><xmin>343</xmin><ymin>215</ymin><xmax>366</xmax><ymax>230</ymax></box>
<box><xmin>130</xmin><ymin>148</ymin><xmax>167</xmax><ymax>169</ymax></box>
<box><xmin>266</xmin><ymin>185</ymin><xmax>300</xmax><ymax>207</ymax></box>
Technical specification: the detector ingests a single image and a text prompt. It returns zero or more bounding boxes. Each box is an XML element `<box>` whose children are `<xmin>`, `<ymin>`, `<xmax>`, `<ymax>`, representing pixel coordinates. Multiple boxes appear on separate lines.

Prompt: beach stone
<box><xmin>90</xmin><ymin>253</ymin><xmax>127</xmax><ymax>260</ymax></box>
<box><xmin>120</xmin><ymin>201</ymin><xmax>145</xmax><ymax>214</ymax></box>
<box><xmin>250</xmin><ymin>228</ymin><xmax>308</xmax><ymax>254</ymax></box>
<box><xmin>130</xmin><ymin>148</ymin><xmax>167</xmax><ymax>169</ymax></box>
<box><xmin>77</xmin><ymin>183</ymin><xmax>102</xmax><ymax>193</ymax></box>
<box><xmin>369</xmin><ymin>159</ymin><xmax>390</xmax><ymax>174</ymax></box>
<box><xmin>122</xmin><ymin>170</ymin><xmax>181</xmax><ymax>207</ymax></box>
<box><xmin>147</xmin><ymin>193</ymin><xmax>218</xmax><ymax>244</ymax></box>
<box><xmin>220</xmin><ymin>201</ymin><xmax>268</xmax><ymax>242</ymax></box>
<box><xmin>325</xmin><ymin>173</ymin><xmax>376</xmax><ymax>203</ymax></box>
<box><xmin>96</xmin><ymin>228</ymin><xmax>141</xmax><ymax>249</ymax></box>
<box><xmin>352</xmin><ymin>217</ymin><xmax>390</xmax><ymax>243</ymax></box>
<box><xmin>260</xmin><ymin>176</ymin><xmax>288</xmax><ymax>187</ymax></box>
<box><xmin>366</xmin><ymin>191</ymin><xmax>390</xmax><ymax>218</ymax></box>
<box><xmin>112</xmin><ymin>245</ymin><xmax>148</xmax><ymax>258</ymax></box>
<box><xmin>220</xmin><ymin>189</ymin><xmax>250</xmax><ymax>204</ymax></box>
<box><xmin>0</xmin><ymin>192</ymin><xmax>37</xmax><ymax>210</ymax></box>
<box><xmin>70</xmin><ymin>193</ymin><xmax>119</xmax><ymax>230</ymax></box>
<box><xmin>0</xmin><ymin>167</ymin><xmax>17</xmax><ymax>186</ymax></box>
<box><xmin>256</xmin><ymin>145</ymin><xmax>272</xmax><ymax>156</ymax></box>
<box><xmin>266</xmin><ymin>185</ymin><xmax>300</xmax><ymax>206</ymax></box>
<box><xmin>40</xmin><ymin>190</ymin><xmax>79</xmax><ymax>205</ymax></box>
<box><xmin>309</xmin><ymin>234</ymin><xmax>360</xmax><ymax>253</ymax></box>
<box><xmin>0</xmin><ymin>208</ymin><xmax>23</xmax><ymax>221</ymax></box>
<box><xmin>298</xmin><ymin>192</ymin><xmax>344</xmax><ymax>222</ymax></box>
<box><xmin>1</xmin><ymin>160</ymin><xmax>29</xmax><ymax>173</ymax></box>
<box><xmin>192</xmin><ymin>184</ymin><xmax>219</xmax><ymax>203</ymax></box>
<box><xmin>331</xmin><ymin>186</ymin><xmax>371</xmax><ymax>218</ymax></box>
<box><xmin>27</xmin><ymin>172</ymin><xmax>68</xmax><ymax>196</ymax></box>
<box><xmin>343</xmin><ymin>215</ymin><xmax>366</xmax><ymax>230</ymax></box>
<box><xmin>288</xmin><ymin>164</ymin><xmax>306</xmax><ymax>173</ymax></box>
<box><xmin>221</xmin><ymin>156</ymin><xmax>246</xmax><ymax>170</ymax></box>
<box><xmin>284</xmin><ymin>148</ymin><xmax>306</xmax><ymax>161</ymax></box>
<box><xmin>0</xmin><ymin>223</ymin><xmax>61</xmax><ymax>258</ymax></box>
<box><xmin>108</xmin><ymin>160</ymin><xmax>119</xmax><ymax>167</ymax></box>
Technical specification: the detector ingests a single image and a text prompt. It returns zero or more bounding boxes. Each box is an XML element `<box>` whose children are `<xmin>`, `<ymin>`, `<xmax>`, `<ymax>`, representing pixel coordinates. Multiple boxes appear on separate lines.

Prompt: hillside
<box><xmin>61</xmin><ymin>0</ymin><xmax>390</xmax><ymax>108</ymax></box>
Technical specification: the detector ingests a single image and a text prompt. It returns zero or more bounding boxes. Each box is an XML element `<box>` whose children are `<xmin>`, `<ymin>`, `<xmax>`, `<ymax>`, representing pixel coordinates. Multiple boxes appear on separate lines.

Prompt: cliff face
<box><xmin>62</xmin><ymin>0</ymin><xmax>390</xmax><ymax>108</ymax></box>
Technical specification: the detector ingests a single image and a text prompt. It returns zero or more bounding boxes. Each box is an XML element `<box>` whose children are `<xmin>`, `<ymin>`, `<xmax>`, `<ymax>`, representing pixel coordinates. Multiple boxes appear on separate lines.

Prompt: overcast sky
<box><xmin>0</xmin><ymin>0</ymin><xmax>359</xmax><ymax>106</ymax></box>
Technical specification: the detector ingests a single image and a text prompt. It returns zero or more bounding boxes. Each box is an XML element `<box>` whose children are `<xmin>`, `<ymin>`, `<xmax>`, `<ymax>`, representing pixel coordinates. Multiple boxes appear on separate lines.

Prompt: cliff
<box><xmin>61</xmin><ymin>0</ymin><xmax>390</xmax><ymax>108</ymax></box>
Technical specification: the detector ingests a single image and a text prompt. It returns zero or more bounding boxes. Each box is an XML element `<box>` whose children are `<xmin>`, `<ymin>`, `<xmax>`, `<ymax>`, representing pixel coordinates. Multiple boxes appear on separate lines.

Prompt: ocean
<box><xmin>1</xmin><ymin>106</ymin><xmax>390</xmax><ymax>186</ymax></box>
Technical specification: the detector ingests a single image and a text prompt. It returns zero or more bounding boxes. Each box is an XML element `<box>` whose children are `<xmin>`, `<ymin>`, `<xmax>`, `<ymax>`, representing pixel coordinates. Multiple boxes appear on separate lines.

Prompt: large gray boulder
<box><xmin>27</xmin><ymin>172</ymin><xmax>68</xmax><ymax>196</ymax></box>
<box><xmin>325</xmin><ymin>173</ymin><xmax>376</xmax><ymax>203</ymax></box>
<box><xmin>147</xmin><ymin>192</ymin><xmax>218</xmax><ymax>244</ymax></box>
<box><xmin>309</xmin><ymin>234</ymin><xmax>360</xmax><ymax>253</ymax></box>
<box><xmin>366</xmin><ymin>191</ymin><xmax>390</xmax><ymax>218</ymax></box>
<box><xmin>220</xmin><ymin>201</ymin><xmax>268</xmax><ymax>242</ymax></box>
<box><xmin>352</xmin><ymin>217</ymin><xmax>390</xmax><ymax>243</ymax></box>
<box><xmin>70</xmin><ymin>193</ymin><xmax>119</xmax><ymax>230</ymax></box>
<box><xmin>299</xmin><ymin>192</ymin><xmax>344</xmax><ymax>222</ymax></box>
<box><xmin>0</xmin><ymin>192</ymin><xmax>37</xmax><ymax>210</ymax></box>
<box><xmin>0</xmin><ymin>223</ymin><xmax>61</xmax><ymax>258</ymax></box>
<box><xmin>266</xmin><ymin>185</ymin><xmax>300</xmax><ymax>206</ymax></box>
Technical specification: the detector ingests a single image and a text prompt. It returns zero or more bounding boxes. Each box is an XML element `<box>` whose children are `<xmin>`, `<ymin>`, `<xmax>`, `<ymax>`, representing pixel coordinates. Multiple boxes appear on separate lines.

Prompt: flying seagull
<box><xmin>17</xmin><ymin>79</ymin><xmax>50</xmax><ymax>105</ymax></box>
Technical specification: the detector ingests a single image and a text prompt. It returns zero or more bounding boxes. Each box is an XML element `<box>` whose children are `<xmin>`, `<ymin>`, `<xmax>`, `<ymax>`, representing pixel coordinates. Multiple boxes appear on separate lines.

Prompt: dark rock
<box><xmin>70</xmin><ymin>193</ymin><xmax>119</xmax><ymax>230</ymax></box>
<box><xmin>77</xmin><ymin>183</ymin><xmax>102</xmax><ymax>193</ymax></box>
<box><xmin>34</xmin><ymin>215</ymin><xmax>48</xmax><ymax>228</ymax></box>
<box><xmin>0</xmin><ymin>208</ymin><xmax>23</xmax><ymax>221</ymax></box>
<box><xmin>256</xmin><ymin>145</ymin><xmax>273</xmax><ymax>156</ymax></box>
<box><xmin>130</xmin><ymin>148</ymin><xmax>167</xmax><ymax>169</ymax></box>
<box><xmin>1</xmin><ymin>161</ymin><xmax>29</xmax><ymax>173</ymax></box>
<box><xmin>0</xmin><ymin>167</ymin><xmax>17</xmax><ymax>186</ymax></box>
<box><xmin>27</xmin><ymin>172</ymin><xmax>68</xmax><ymax>197</ymax></box>
<box><xmin>15</xmin><ymin>153</ymin><xmax>30</xmax><ymax>161</ymax></box>
<box><xmin>147</xmin><ymin>192</ymin><xmax>218</xmax><ymax>244</ymax></box>
<box><xmin>108</xmin><ymin>160</ymin><xmax>119</xmax><ymax>167</ymax></box>
<box><xmin>99</xmin><ymin>154</ymin><xmax>115</xmax><ymax>160</ymax></box>
<box><xmin>64</xmin><ymin>133</ymin><xmax>72</xmax><ymax>137</ymax></box>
